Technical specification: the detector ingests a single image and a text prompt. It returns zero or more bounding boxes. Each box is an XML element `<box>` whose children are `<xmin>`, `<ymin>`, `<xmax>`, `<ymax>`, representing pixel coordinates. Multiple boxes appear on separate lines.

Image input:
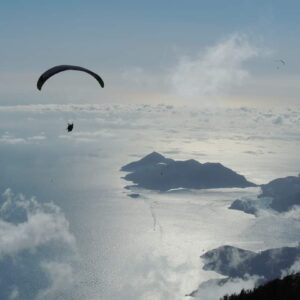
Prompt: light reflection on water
<box><xmin>69</xmin><ymin>183</ymin><xmax>300</xmax><ymax>299</ymax></box>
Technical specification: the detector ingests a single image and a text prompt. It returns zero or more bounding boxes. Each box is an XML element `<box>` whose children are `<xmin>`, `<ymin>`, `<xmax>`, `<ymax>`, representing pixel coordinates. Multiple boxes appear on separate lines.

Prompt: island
<box><xmin>121</xmin><ymin>152</ymin><xmax>256</xmax><ymax>191</ymax></box>
<box><xmin>230</xmin><ymin>175</ymin><xmax>300</xmax><ymax>215</ymax></box>
<box><xmin>189</xmin><ymin>244</ymin><xmax>300</xmax><ymax>298</ymax></box>
<box><xmin>201</xmin><ymin>244</ymin><xmax>300</xmax><ymax>281</ymax></box>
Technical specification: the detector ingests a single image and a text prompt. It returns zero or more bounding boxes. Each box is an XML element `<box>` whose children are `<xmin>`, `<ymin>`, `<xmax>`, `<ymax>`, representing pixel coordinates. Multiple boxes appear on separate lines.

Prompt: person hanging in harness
<box><xmin>67</xmin><ymin>123</ymin><xmax>74</xmax><ymax>132</ymax></box>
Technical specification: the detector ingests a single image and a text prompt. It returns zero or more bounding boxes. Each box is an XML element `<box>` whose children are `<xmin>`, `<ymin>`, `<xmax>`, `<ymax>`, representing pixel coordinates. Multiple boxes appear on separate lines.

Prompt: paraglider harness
<box><xmin>67</xmin><ymin>123</ymin><xmax>74</xmax><ymax>132</ymax></box>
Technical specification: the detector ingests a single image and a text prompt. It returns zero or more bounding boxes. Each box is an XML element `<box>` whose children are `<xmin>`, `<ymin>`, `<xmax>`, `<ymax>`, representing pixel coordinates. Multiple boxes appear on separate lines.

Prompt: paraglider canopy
<box><xmin>37</xmin><ymin>65</ymin><xmax>104</xmax><ymax>90</ymax></box>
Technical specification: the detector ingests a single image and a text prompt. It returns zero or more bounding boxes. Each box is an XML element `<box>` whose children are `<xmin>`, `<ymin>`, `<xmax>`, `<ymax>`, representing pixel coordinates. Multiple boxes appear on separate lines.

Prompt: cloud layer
<box><xmin>0</xmin><ymin>189</ymin><xmax>77</xmax><ymax>299</ymax></box>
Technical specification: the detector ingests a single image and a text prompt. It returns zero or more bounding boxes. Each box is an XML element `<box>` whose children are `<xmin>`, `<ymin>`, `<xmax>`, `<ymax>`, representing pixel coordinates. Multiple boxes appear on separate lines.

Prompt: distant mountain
<box><xmin>220</xmin><ymin>272</ymin><xmax>300</xmax><ymax>300</ymax></box>
<box><xmin>201</xmin><ymin>244</ymin><xmax>300</xmax><ymax>282</ymax></box>
<box><xmin>188</xmin><ymin>244</ymin><xmax>300</xmax><ymax>299</ymax></box>
<box><xmin>229</xmin><ymin>198</ymin><xmax>259</xmax><ymax>215</ymax></box>
<box><xmin>121</xmin><ymin>152</ymin><xmax>256</xmax><ymax>191</ymax></box>
<box><xmin>260</xmin><ymin>176</ymin><xmax>300</xmax><ymax>212</ymax></box>
<box><xmin>229</xmin><ymin>196</ymin><xmax>272</xmax><ymax>216</ymax></box>
<box><xmin>230</xmin><ymin>175</ymin><xmax>300</xmax><ymax>215</ymax></box>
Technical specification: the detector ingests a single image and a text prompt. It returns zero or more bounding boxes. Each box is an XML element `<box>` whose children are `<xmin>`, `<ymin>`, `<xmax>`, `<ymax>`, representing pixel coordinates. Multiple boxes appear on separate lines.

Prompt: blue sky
<box><xmin>1</xmin><ymin>0</ymin><xmax>300</xmax><ymax>105</ymax></box>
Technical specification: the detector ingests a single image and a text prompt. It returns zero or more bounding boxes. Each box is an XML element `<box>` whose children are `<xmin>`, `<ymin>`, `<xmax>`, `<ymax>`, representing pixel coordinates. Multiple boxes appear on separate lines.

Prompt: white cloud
<box><xmin>117</xmin><ymin>253</ymin><xmax>201</xmax><ymax>300</ymax></box>
<box><xmin>286</xmin><ymin>258</ymin><xmax>300</xmax><ymax>274</ymax></box>
<box><xmin>0</xmin><ymin>189</ymin><xmax>77</xmax><ymax>299</ymax></box>
<box><xmin>0</xmin><ymin>133</ymin><xmax>27</xmax><ymax>144</ymax></box>
<box><xmin>0</xmin><ymin>189</ymin><xmax>75</xmax><ymax>257</ymax></box>
<box><xmin>28</xmin><ymin>135</ymin><xmax>46</xmax><ymax>141</ymax></box>
<box><xmin>59</xmin><ymin>129</ymin><xmax>115</xmax><ymax>143</ymax></box>
<box><xmin>169</xmin><ymin>33</ymin><xmax>261</xmax><ymax>99</ymax></box>
<box><xmin>0</xmin><ymin>104</ymin><xmax>109</xmax><ymax>113</ymax></box>
<box><xmin>0</xmin><ymin>132</ymin><xmax>46</xmax><ymax>145</ymax></box>
<box><xmin>193</xmin><ymin>275</ymin><xmax>261</xmax><ymax>300</ymax></box>
<box><xmin>37</xmin><ymin>262</ymin><xmax>75</xmax><ymax>300</ymax></box>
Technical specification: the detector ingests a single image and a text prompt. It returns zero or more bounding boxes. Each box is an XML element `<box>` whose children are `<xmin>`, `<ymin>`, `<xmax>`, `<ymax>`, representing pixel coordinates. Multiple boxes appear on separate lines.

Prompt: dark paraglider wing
<box><xmin>37</xmin><ymin>65</ymin><xmax>104</xmax><ymax>90</ymax></box>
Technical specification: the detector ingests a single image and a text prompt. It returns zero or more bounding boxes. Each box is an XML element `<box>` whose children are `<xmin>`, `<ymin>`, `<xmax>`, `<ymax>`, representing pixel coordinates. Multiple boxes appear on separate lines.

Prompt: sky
<box><xmin>1</xmin><ymin>0</ymin><xmax>300</xmax><ymax>106</ymax></box>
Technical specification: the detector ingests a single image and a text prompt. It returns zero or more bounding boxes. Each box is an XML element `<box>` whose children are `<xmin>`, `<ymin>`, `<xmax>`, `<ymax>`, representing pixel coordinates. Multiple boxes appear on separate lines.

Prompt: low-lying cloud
<box><xmin>192</xmin><ymin>275</ymin><xmax>260</xmax><ymax>300</ymax></box>
<box><xmin>0</xmin><ymin>189</ymin><xmax>77</xmax><ymax>299</ymax></box>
